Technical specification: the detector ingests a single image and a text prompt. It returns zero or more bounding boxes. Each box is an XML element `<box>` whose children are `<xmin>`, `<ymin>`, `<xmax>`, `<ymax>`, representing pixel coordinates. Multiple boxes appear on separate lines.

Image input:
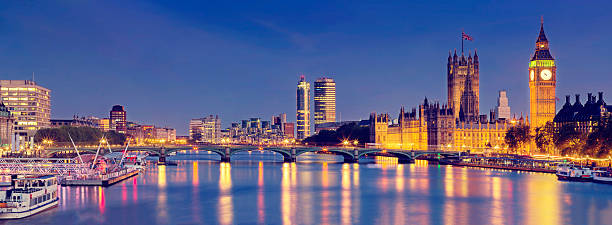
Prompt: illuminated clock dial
<box><xmin>540</xmin><ymin>69</ymin><xmax>552</xmax><ymax>80</ymax></box>
<box><xmin>530</xmin><ymin>70</ymin><xmax>535</xmax><ymax>81</ymax></box>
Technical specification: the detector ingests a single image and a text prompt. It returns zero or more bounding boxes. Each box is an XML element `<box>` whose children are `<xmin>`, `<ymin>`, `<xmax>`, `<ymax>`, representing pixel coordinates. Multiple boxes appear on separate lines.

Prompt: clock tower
<box><xmin>529</xmin><ymin>19</ymin><xmax>556</xmax><ymax>129</ymax></box>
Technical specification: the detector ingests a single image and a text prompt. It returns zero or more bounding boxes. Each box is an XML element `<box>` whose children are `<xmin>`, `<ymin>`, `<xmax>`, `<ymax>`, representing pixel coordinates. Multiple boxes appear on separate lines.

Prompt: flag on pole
<box><xmin>462</xmin><ymin>32</ymin><xmax>473</xmax><ymax>41</ymax></box>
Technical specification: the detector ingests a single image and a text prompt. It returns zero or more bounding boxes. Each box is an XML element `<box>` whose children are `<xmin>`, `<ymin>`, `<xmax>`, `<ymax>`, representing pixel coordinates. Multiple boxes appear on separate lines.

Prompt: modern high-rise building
<box><xmin>189</xmin><ymin>115</ymin><xmax>221</xmax><ymax>143</ymax></box>
<box><xmin>0</xmin><ymin>80</ymin><xmax>51</xmax><ymax>142</ymax></box>
<box><xmin>495</xmin><ymin>90</ymin><xmax>511</xmax><ymax>120</ymax></box>
<box><xmin>296</xmin><ymin>75</ymin><xmax>311</xmax><ymax>140</ymax></box>
<box><xmin>448</xmin><ymin>48</ymin><xmax>479</xmax><ymax>121</ymax></box>
<box><xmin>272</xmin><ymin>113</ymin><xmax>287</xmax><ymax>131</ymax></box>
<box><xmin>314</xmin><ymin>77</ymin><xmax>336</xmax><ymax>131</ymax></box>
<box><xmin>529</xmin><ymin>19</ymin><xmax>557</xmax><ymax>129</ymax></box>
<box><xmin>110</xmin><ymin>105</ymin><xmax>127</xmax><ymax>133</ymax></box>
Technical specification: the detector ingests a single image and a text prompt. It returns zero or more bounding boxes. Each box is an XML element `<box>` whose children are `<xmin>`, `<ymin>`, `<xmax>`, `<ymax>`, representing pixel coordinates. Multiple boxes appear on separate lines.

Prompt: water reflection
<box><xmin>157</xmin><ymin>165</ymin><xmax>168</xmax><ymax>224</ymax></box>
<box><xmin>525</xmin><ymin>176</ymin><xmax>560</xmax><ymax>225</ymax></box>
<box><xmin>321</xmin><ymin>162</ymin><xmax>330</xmax><ymax>225</ymax></box>
<box><xmin>21</xmin><ymin>154</ymin><xmax>611</xmax><ymax>225</ymax></box>
<box><xmin>341</xmin><ymin>164</ymin><xmax>351</xmax><ymax>225</ymax></box>
<box><xmin>282</xmin><ymin>163</ymin><xmax>291</xmax><ymax>225</ymax></box>
<box><xmin>218</xmin><ymin>162</ymin><xmax>233</xmax><ymax>225</ymax></box>
<box><xmin>257</xmin><ymin>162</ymin><xmax>265</xmax><ymax>224</ymax></box>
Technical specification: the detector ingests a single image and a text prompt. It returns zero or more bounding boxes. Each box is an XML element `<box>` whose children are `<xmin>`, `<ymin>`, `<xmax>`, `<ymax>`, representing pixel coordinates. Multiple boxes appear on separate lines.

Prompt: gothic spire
<box><xmin>537</xmin><ymin>16</ymin><xmax>548</xmax><ymax>43</ymax></box>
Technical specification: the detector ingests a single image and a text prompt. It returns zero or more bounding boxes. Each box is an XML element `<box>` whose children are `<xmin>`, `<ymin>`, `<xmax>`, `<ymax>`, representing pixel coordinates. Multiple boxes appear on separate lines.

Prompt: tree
<box><xmin>303</xmin><ymin>122</ymin><xmax>370</xmax><ymax>146</ymax></box>
<box><xmin>504</xmin><ymin>124</ymin><xmax>531</xmax><ymax>154</ymax></box>
<box><xmin>554</xmin><ymin>123</ymin><xmax>586</xmax><ymax>157</ymax></box>
<box><xmin>535</xmin><ymin>122</ymin><xmax>555</xmax><ymax>154</ymax></box>
<box><xmin>34</xmin><ymin>126</ymin><xmax>126</xmax><ymax>145</ymax></box>
<box><xmin>584</xmin><ymin>117</ymin><xmax>612</xmax><ymax>158</ymax></box>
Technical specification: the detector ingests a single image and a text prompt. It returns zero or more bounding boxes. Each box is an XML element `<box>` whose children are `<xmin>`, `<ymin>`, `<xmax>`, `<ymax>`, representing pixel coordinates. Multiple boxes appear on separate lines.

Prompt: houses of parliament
<box><xmin>369</xmin><ymin>21</ymin><xmax>556</xmax><ymax>151</ymax></box>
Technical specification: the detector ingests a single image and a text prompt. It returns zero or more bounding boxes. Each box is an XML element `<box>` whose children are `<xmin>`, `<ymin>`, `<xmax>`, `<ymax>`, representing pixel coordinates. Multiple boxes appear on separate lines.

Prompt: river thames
<box><xmin>4</xmin><ymin>151</ymin><xmax>612</xmax><ymax>225</ymax></box>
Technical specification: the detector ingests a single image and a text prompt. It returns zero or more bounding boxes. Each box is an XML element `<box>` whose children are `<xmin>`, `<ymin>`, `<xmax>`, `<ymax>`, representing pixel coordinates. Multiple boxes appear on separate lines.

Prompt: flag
<box><xmin>462</xmin><ymin>32</ymin><xmax>473</xmax><ymax>41</ymax></box>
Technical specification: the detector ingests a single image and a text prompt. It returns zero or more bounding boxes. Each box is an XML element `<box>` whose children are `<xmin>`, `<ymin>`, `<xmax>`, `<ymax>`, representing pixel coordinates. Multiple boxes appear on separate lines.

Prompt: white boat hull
<box><xmin>0</xmin><ymin>198</ymin><xmax>58</xmax><ymax>219</ymax></box>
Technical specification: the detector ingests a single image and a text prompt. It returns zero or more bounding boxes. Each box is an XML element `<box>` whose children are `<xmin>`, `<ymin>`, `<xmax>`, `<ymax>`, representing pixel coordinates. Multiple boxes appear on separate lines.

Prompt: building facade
<box><xmin>529</xmin><ymin>21</ymin><xmax>557</xmax><ymax>129</ymax></box>
<box><xmin>448</xmin><ymin>50</ymin><xmax>479</xmax><ymax>120</ymax></box>
<box><xmin>110</xmin><ymin>105</ymin><xmax>127</xmax><ymax>133</ymax></box>
<box><xmin>495</xmin><ymin>90</ymin><xmax>511</xmax><ymax>120</ymax></box>
<box><xmin>296</xmin><ymin>75</ymin><xmax>311</xmax><ymax>140</ymax></box>
<box><xmin>189</xmin><ymin>115</ymin><xmax>221</xmax><ymax>143</ymax></box>
<box><xmin>370</xmin><ymin>99</ymin><xmax>520</xmax><ymax>151</ymax></box>
<box><xmin>0</xmin><ymin>80</ymin><xmax>51</xmax><ymax>142</ymax></box>
<box><xmin>0</xmin><ymin>103</ymin><xmax>14</xmax><ymax>146</ymax></box>
<box><xmin>314</xmin><ymin>77</ymin><xmax>336</xmax><ymax>131</ymax></box>
<box><xmin>554</xmin><ymin>92</ymin><xmax>611</xmax><ymax>133</ymax></box>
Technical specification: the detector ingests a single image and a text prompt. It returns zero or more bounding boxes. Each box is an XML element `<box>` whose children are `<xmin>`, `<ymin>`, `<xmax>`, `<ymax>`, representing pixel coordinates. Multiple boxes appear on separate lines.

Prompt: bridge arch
<box><xmin>230</xmin><ymin>148</ymin><xmax>292</xmax><ymax>162</ymax></box>
<box><xmin>295</xmin><ymin>148</ymin><xmax>357</xmax><ymax>163</ymax></box>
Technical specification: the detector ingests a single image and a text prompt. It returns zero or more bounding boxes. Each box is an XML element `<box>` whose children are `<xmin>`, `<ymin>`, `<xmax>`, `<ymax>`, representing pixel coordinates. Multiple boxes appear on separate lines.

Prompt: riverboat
<box><xmin>556</xmin><ymin>164</ymin><xmax>593</xmax><ymax>181</ymax></box>
<box><xmin>593</xmin><ymin>168</ymin><xmax>612</xmax><ymax>184</ymax></box>
<box><xmin>0</xmin><ymin>175</ymin><xmax>59</xmax><ymax>219</ymax></box>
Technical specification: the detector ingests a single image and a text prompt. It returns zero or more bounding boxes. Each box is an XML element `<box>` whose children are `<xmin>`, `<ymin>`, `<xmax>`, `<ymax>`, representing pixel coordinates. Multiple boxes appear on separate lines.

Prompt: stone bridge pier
<box><xmin>221</xmin><ymin>147</ymin><xmax>231</xmax><ymax>162</ymax></box>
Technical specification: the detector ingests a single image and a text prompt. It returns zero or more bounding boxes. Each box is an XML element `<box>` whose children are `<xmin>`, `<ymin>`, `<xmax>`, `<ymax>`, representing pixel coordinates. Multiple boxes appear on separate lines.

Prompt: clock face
<box><xmin>540</xmin><ymin>69</ymin><xmax>552</xmax><ymax>80</ymax></box>
<box><xmin>530</xmin><ymin>70</ymin><xmax>535</xmax><ymax>81</ymax></box>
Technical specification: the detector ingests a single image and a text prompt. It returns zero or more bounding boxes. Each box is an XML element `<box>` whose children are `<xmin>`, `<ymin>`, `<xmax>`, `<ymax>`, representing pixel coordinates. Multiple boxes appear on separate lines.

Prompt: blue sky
<box><xmin>0</xmin><ymin>0</ymin><xmax>610</xmax><ymax>135</ymax></box>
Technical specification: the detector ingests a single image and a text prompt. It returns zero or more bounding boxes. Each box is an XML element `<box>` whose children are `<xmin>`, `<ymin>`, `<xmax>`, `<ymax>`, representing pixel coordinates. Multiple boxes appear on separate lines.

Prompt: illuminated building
<box><xmin>110</xmin><ymin>105</ymin><xmax>127</xmax><ymax>133</ymax></box>
<box><xmin>0</xmin><ymin>80</ymin><xmax>51</xmax><ymax>144</ymax></box>
<box><xmin>314</xmin><ymin>77</ymin><xmax>336</xmax><ymax>131</ymax></box>
<box><xmin>296</xmin><ymin>75</ymin><xmax>310</xmax><ymax>140</ymax></box>
<box><xmin>98</xmin><ymin>118</ymin><xmax>111</xmax><ymax>132</ymax></box>
<box><xmin>494</xmin><ymin>90</ymin><xmax>511</xmax><ymax>120</ymax></box>
<box><xmin>189</xmin><ymin>115</ymin><xmax>221</xmax><ymax>143</ymax></box>
<box><xmin>554</xmin><ymin>92</ymin><xmax>611</xmax><ymax>133</ymax></box>
<box><xmin>0</xmin><ymin>103</ymin><xmax>14</xmax><ymax>146</ymax></box>
<box><xmin>448</xmin><ymin>49</ymin><xmax>479</xmax><ymax>120</ymax></box>
<box><xmin>370</xmin><ymin>99</ymin><xmax>522</xmax><ymax>151</ymax></box>
<box><xmin>529</xmin><ymin>19</ymin><xmax>557</xmax><ymax>129</ymax></box>
<box><xmin>272</xmin><ymin>113</ymin><xmax>287</xmax><ymax>131</ymax></box>
<box><xmin>128</xmin><ymin>125</ymin><xmax>176</xmax><ymax>145</ymax></box>
<box><xmin>283</xmin><ymin>123</ymin><xmax>295</xmax><ymax>139</ymax></box>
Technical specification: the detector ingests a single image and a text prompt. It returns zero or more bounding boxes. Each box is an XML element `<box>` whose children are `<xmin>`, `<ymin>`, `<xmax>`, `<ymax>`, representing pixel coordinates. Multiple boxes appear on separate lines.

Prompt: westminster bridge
<box><xmin>45</xmin><ymin>145</ymin><xmax>466</xmax><ymax>164</ymax></box>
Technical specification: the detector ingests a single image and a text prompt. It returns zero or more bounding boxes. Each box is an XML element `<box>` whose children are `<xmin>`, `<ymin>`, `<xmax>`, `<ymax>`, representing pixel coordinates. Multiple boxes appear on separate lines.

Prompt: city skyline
<box><xmin>0</xmin><ymin>1</ymin><xmax>611</xmax><ymax>135</ymax></box>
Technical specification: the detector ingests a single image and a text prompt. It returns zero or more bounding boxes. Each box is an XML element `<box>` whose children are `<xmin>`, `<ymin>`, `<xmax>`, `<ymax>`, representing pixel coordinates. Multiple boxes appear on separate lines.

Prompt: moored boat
<box><xmin>593</xmin><ymin>169</ymin><xmax>612</xmax><ymax>184</ymax></box>
<box><xmin>0</xmin><ymin>175</ymin><xmax>59</xmax><ymax>219</ymax></box>
<box><xmin>556</xmin><ymin>164</ymin><xmax>593</xmax><ymax>181</ymax></box>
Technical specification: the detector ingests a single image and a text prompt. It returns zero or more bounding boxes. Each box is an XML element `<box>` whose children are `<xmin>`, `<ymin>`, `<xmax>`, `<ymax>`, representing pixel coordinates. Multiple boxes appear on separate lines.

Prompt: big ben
<box><xmin>529</xmin><ymin>19</ymin><xmax>556</xmax><ymax>129</ymax></box>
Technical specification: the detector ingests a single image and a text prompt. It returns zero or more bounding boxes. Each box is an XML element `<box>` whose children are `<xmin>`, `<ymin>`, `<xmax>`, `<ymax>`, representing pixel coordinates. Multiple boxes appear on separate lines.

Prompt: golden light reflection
<box><xmin>396</xmin><ymin>164</ymin><xmax>404</xmax><ymax>192</ymax></box>
<box><xmin>525</xmin><ymin>177</ymin><xmax>560</xmax><ymax>225</ymax></box>
<box><xmin>444</xmin><ymin>166</ymin><xmax>456</xmax><ymax>225</ymax></box>
<box><xmin>157</xmin><ymin>165</ymin><xmax>168</xmax><ymax>224</ymax></box>
<box><xmin>192</xmin><ymin>162</ymin><xmax>199</xmax><ymax>187</ymax></box>
<box><xmin>98</xmin><ymin>186</ymin><xmax>105</xmax><ymax>215</ymax></box>
<box><xmin>282</xmin><ymin>163</ymin><xmax>291</xmax><ymax>225</ymax></box>
<box><xmin>341</xmin><ymin>163</ymin><xmax>351</xmax><ymax>225</ymax></box>
<box><xmin>460</xmin><ymin>167</ymin><xmax>468</xmax><ymax>198</ymax></box>
<box><xmin>352</xmin><ymin>163</ymin><xmax>359</xmax><ymax>187</ymax></box>
<box><xmin>321</xmin><ymin>162</ymin><xmax>330</xmax><ymax>225</ymax></box>
<box><xmin>218</xmin><ymin>162</ymin><xmax>233</xmax><ymax>225</ymax></box>
<box><xmin>158</xmin><ymin>165</ymin><xmax>167</xmax><ymax>188</ymax></box>
<box><xmin>258</xmin><ymin>162</ymin><xmax>265</xmax><ymax>224</ymax></box>
<box><xmin>491</xmin><ymin>177</ymin><xmax>503</xmax><ymax>224</ymax></box>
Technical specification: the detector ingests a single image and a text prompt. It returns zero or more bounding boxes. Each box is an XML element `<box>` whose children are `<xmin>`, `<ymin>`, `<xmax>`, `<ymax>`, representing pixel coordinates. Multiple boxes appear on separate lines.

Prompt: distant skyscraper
<box><xmin>110</xmin><ymin>105</ymin><xmax>127</xmax><ymax>133</ymax></box>
<box><xmin>189</xmin><ymin>115</ymin><xmax>221</xmax><ymax>143</ymax></box>
<box><xmin>495</xmin><ymin>90</ymin><xmax>511</xmax><ymax>120</ymax></box>
<box><xmin>314</xmin><ymin>77</ymin><xmax>336</xmax><ymax>131</ymax></box>
<box><xmin>296</xmin><ymin>75</ymin><xmax>310</xmax><ymax>140</ymax></box>
<box><xmin>0</xmin><ymin>80</ymin><xmax>51</xmax><ymax>142</ymax></box>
